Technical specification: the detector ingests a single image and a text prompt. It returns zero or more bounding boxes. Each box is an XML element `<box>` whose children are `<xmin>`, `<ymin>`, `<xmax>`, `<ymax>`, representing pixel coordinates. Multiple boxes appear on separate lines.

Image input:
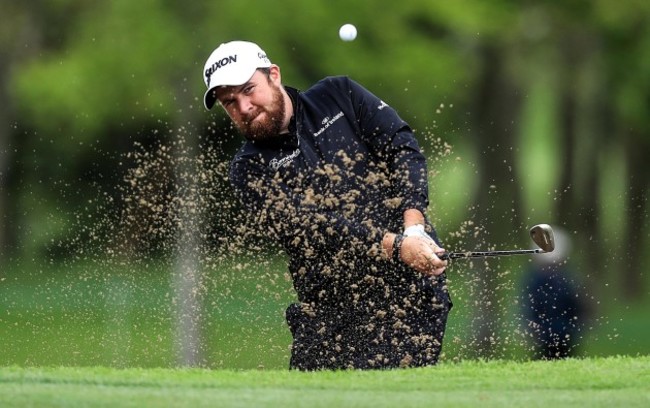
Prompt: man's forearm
<box><xmin>403</xmin><ymin>208</ymin><xmax>425</xmax><ymax>228</ymax></box>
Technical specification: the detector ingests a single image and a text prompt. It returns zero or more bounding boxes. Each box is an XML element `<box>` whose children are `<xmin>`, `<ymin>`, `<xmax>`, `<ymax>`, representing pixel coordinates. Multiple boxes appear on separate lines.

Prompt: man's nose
<box><xmin>237</xmin><ymin>97</ymin><xmax>253</xmax><ymax>114</ymax></box>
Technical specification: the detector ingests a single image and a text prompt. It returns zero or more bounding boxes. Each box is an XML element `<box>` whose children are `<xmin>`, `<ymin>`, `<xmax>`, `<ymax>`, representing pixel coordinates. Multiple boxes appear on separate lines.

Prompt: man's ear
<box><xmin>269</xmin><ymin>64</ymin><xmax>282</xmax><ymax>85</ymax></box>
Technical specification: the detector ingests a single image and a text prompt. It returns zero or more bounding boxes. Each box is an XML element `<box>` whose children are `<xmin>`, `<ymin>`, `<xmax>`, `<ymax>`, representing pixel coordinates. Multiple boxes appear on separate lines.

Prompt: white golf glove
<box><xmin>403</xmin><ymin>224</ymin><xmax>434</xmax><ymax>242</ymax></box>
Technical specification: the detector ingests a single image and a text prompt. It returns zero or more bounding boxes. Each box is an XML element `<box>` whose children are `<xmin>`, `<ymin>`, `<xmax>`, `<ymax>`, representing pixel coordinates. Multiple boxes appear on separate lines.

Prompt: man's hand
<box><xmin>399</xmin><ymin>235</ymin><xmax>447</xmax><ymax>276</ymax></box>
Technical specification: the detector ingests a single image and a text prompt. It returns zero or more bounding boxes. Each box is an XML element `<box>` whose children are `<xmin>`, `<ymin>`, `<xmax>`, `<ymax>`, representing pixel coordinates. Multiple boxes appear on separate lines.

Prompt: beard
<box><xmin>237</xmin><ymin>83</ymin><xmax>286</xmax><ymax>143</ymax></box>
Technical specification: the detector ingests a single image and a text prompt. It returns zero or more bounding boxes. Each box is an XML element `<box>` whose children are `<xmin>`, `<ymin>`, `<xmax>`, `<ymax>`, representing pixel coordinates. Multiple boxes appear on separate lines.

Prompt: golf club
<box><xmin>439</xmin><ymin>224</ymin><xmax>555</xmax><ymax>261</ymax></box>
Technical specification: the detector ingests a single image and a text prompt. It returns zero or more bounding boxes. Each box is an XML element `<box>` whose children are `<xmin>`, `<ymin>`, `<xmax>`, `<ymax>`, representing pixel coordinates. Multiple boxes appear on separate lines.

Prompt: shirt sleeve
<box><xmin>336</xmin><ymin>76</ymin><xmax>430</xmax><ymax>215</ymax></box>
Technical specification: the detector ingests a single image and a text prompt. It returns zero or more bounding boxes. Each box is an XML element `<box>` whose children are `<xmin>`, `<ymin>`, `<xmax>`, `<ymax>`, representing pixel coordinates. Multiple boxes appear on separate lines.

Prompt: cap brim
<box><xmin>204</xmin><ymin>87</ymin><xmax>218</xmax><ymax>110</ymax></box>
<box><xmin>203</xmin><ymin>64</ymin><xmax>268</xmax><ymax>110</ymax></box>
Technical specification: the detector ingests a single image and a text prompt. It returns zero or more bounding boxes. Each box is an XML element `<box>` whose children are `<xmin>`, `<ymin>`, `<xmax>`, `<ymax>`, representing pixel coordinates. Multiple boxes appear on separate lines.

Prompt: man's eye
<box><xmin>243</xmin><ymin>85</ymin><xmax>254</xmax><ymax>94</ymax></box>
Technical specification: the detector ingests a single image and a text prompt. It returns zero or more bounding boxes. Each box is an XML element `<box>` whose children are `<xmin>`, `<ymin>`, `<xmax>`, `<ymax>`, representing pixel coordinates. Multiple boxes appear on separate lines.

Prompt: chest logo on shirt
<box><xmin>269</xmin><ymin>148</ymin><xmax>301</xmax><ymax>171</ymax></box>
<box><xmin>313</xmin><ymin>111</ymin><xmax>344</xmax><ymax>137</ymax></box>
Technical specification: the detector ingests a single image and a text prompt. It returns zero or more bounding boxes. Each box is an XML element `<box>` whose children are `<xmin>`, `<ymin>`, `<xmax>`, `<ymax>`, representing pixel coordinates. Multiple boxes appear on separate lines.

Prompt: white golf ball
<box><xmin>339</xmin><ymin>24</ymin><xmax>357</xmax><ymax>42</ymax></box>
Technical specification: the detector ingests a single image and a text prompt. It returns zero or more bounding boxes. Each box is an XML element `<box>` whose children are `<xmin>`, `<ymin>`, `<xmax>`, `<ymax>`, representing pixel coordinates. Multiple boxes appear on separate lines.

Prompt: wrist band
<box><xmin>403</xmin><ymin>224</ymin><xmax>425</xmax><ymax>237</ymax></box>
<box><xmin>404</xmin><ymin>224</ymin><xmax>434</xmax><ymax>242</ymax></box>
<box><xmin>392</xmin><ymin>234</ymin><xmax>404</xmax><ymax>263</ymax></box>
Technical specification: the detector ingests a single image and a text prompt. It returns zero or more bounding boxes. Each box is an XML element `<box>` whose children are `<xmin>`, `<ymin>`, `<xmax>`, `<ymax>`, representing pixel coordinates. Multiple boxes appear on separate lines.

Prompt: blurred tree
<box><xmin>602</xmin><ymin>7</ymin><xmax>650</xmax><ymax>299</ymax></box>
<box><xmin>0</xmin><ymin>1</ymin><xmax>43</xmax><ymax>257</ymax></box>
<box><xmin>468</xmin><ymin>42</ymin><xmax>527</xmax><ymax>358</ymax></box>
<box><xmin>530</xmin><ymin>1</ymin><xmax>650</xmax><ymax>301</ymax></box>
<box><xmin>0</xmin><ymin>1</ymin><xmax>19</xmax><ymax>257</ymax></box>
<box><xmin>10</xmin><ymin>0</ymin><xmax>212</xmax><ymax>366</ymax></box>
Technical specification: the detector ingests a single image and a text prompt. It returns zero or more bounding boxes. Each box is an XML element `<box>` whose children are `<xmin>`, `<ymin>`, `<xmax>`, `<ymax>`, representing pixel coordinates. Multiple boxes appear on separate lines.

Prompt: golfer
<box><xmin>202</xmin><ymin>40</ymin><xmax>451</xmax><ymax>370</ymax></box>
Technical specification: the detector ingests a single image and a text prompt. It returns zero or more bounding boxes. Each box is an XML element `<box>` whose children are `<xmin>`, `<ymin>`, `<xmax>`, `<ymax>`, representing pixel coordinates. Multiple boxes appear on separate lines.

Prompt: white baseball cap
<box><xmin>202</xmin><ymin>41</ymin><xmax>272</xmax><ymax>110</ymax></box>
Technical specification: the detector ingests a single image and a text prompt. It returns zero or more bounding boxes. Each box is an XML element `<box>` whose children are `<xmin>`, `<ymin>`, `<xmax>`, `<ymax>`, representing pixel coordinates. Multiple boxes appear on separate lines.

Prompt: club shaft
<box><xmin>441</xmin><ymin>248</ymin><xmax>543</xmax><ymax>260</ymax></box>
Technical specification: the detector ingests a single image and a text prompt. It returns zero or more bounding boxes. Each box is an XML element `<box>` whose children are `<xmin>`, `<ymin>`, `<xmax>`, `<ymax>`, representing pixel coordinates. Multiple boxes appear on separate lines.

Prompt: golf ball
<box><xmin>339</xmin><ymin>24</ymin><xmax>357</xmax><ymax>41</ymax></box>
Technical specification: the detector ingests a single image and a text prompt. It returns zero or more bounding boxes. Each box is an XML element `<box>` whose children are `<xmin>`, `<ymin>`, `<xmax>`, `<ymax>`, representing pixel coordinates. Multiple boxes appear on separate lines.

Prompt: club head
<box><xmin>529</xmin><ymin>224</ymin><xmax>555</xmax><ymax>252</ymax></box>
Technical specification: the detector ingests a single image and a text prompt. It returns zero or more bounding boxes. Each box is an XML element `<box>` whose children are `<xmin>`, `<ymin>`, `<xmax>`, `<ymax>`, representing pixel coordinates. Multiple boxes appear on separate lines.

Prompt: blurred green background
<box><xmin>1</xmin><ymin>0</ymin><xmax>648</xmax><ymax>369</ymax></box>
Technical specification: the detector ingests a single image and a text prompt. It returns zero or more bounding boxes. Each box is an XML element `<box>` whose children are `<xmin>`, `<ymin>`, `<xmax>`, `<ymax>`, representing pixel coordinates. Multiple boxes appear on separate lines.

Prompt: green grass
<box><xmin>0</xmin><ymin>257</ymin><xmax>296</xmax><ymax>369</ymax></box>
<box><xmin>0</xmin><ymin>356</ymin><xmax>648</xmax><ymax>407</ymax></box>
<box><xmin>2</xmin><ymin>256</ymin><xmax>649</xmax><ymax>369</ymax></box>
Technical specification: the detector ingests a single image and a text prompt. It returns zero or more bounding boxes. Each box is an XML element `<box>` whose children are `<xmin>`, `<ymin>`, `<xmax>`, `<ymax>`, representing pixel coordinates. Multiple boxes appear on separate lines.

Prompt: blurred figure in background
<box><xmin>522</xmin><ymin>227</ymin><xmax>585</xmax><ymax>359</ymax></box>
